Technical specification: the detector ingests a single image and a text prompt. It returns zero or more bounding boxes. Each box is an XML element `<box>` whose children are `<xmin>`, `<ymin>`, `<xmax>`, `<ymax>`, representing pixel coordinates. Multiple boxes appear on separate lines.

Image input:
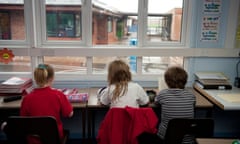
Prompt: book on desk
<box><xmin>194</xmin><ymin>72</ymin><xmax>232</xmax><ymax>90</ymax></box>
<box><xmin>0</xmin><ymin>77</ymin><xmax>33</xmax><ymax>102</ymax></box>
<box><xmin>0</xmin><ymin>77</ymin><xmax>33</xmax><ymax>95</ymax></box>
<box><xmin>60</xmin><ymin>88</ymin><xmax>89</xmax><ymax>103</ymax></box>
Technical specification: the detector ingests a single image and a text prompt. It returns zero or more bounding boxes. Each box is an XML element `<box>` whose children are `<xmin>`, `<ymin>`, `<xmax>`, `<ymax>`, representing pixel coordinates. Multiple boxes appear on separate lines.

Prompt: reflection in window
<box><xmin>44</xmin><ymin>57</ymin><xmax>86</xmax><ymax>74</ymax></box>
<box><xmin>92</xmin><ymin>0</ymin><xmax>138</xmax><ymax>46</ymax></box>
<box><xmin>0</xmin><ymin>1</ymin><xmax>26</xmax><ymax>40</ymax></box>
<box><xmin>142</xmin><ymin>56</ymin><xmax>183</xmax><ymax>74</ymax></box>
<box><xmin>147</xmin><ymin>0</ymin><xmax>183</xmax><ymax>42</ymax></box>
<box><xmin>93</xmin><ymin>57</ymin><xmax>115</xmax><ymax>74</ymax></box>
<box><xmin>107</xmin><ymin>17</ymin><xmax>112</xmax><ymax>32</ymax></box>
<box><xmin>0</xmin><ymin>56</ymin><xmax>30</xmax><ymax>72</ymax></box>
<box><xmin>45</xmin><ymin>0</ymin><xmax>82</xmax><ymax>41</ymax></box>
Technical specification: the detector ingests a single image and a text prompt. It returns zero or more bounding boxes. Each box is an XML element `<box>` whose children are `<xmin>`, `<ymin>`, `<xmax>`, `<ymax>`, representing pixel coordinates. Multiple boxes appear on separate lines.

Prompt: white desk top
<box><xmin>194</xmin><ymin>83</ymin><xmax>240</xmax><ymax>110</ymax></box>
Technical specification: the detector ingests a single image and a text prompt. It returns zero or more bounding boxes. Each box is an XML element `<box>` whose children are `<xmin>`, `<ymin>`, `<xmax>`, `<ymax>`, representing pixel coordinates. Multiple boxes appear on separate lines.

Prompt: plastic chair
<box><xmin>4</xmin><ymin>116</ymin><xmax>69</xmax><ymax>144</ymax></box>
<box><xmin>164</xmin><ymin>118</ymin><xmax>214</xmax><ymax>144</ymax></box>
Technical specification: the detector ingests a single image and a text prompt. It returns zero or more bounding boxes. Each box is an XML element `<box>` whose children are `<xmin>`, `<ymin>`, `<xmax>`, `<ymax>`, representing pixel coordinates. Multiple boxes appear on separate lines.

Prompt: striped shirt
<box><xmin>154</xmin><ymin>88</ymin><xmax>196</xmax><ymax>140</ymax></box>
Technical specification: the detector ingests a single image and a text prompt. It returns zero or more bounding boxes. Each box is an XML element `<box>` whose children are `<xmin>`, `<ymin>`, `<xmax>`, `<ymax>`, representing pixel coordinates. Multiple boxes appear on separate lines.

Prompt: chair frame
<box><xmin>4</xmin><ymin>116</ymin><xmax>68</xmax><ymax>144</ymax></box>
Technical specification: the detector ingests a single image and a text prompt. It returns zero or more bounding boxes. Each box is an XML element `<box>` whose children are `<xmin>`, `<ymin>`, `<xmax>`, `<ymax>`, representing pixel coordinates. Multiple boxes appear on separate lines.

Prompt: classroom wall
<box><xmin>187</xmin><ymin>0</ymin><xmax>240</xmax><ymax>138</ymax></box>
<box><xmin>187</xmin><ymin>0</ymin><xmax>239</xmax><ymax>86</ymax></box>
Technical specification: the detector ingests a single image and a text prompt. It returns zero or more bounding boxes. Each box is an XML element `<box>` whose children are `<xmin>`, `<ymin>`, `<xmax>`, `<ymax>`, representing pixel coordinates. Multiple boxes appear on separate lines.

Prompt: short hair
<box><xmin>164</xmin><ymin>66</ymin><xmax>188</xmax><ymax>89</ymax></box>
<box><xmin>34</xmin><ymin>64</ymin><xmax>54</xmax><ymax>87</ymax></box>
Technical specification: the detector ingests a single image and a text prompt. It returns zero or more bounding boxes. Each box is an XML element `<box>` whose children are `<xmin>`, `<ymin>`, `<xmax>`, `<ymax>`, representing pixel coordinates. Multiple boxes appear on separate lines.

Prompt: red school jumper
<box><xmin>20</xmin><ymin>86</ymin><xmax>73</xmax><ymax>143</ymax></box>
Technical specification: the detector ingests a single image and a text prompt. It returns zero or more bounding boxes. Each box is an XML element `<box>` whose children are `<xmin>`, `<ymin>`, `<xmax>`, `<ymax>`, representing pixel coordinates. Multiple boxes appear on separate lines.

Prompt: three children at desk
<box><xmin>97</xmin><ymin>60</ymin><xmax>196</xmax><ymax>143</ymax></box>
<box><xmin>2</xmin><ymin>60</ymin><xmax>195</xmax><ymax>143</ymax></box>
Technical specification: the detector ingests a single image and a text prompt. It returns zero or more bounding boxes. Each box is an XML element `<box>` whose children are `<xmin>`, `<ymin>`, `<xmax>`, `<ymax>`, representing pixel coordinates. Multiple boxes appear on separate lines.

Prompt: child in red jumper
<box><xmin>20</xmin><ymin>64</ymin><xmax>73</xmax><ymax>143</ymax></box>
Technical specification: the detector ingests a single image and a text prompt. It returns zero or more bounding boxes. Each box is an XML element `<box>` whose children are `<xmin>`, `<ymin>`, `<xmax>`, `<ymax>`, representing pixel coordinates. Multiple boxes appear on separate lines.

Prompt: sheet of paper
<box><xmin>218</xmin><ymin>93</ymin><xmax>240</xmax><ymax>103</ymax></box>
<box><xmin>2</xmin><ymin>77</ymin><xmax>26</xmax><ymax>85</ymax></box>
<box><xmin>195</xmin><ymin>72</ymin><xmax>228</xmax><ymax>80</ymax></box>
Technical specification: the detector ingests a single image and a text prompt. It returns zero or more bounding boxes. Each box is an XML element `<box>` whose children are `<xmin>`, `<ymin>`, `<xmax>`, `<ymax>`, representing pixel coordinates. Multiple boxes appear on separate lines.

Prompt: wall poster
<box><xmin>203</xmin><ymin>0</ymin><xmax>221</xmax><ymax>14</ymax></box>
<box><xmin>200</xmin><ymin>16</ymin><xmax>220</xmax><ymax>42</ymax></box>
<box><xmin>200</xmin><ymin>0</ymin><xmax>221</xmax><ymax>42</ymax></box>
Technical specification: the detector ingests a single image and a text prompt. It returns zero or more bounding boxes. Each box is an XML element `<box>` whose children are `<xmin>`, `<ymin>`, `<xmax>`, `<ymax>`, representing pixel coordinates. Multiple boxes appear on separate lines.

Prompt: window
<box><xmin>107</xmin><ymin>17</ymin><xmax>112</xmax><ymax>33</ymax></box>
<box><xmin>46</xmin><ymin>12</ymin><xmax>81</xmax><ymax>38</ymax></box>
<box><xmin>45</xmin><ymin>0</ymin><xmax>82</xmax><ymax>41</ymax></box>
<box><xmin>92</xmin><ymin>0</ymin><xmax>138</xmax><ymax>46</ymax></box>
<box><xmin>0</xmin><ymin>56</ymin><xmax>30</xmax><ymax>72</ymax></box>
<box><xmin>0</xmin><ymin>0</ymin><xmax>191</xmax><ymax>82</ymax></box>
<box><xmin>142</xmin><ymin>56</ymin><xmax>183</xmax><ymax>74</ymax></box>
<box><xmin>147</xmin><ymin>0</ymin><xmax>183</xmax><ymax>43</ymax></box>
<box><xmin>0</xmin><ymin>1</ymin><xmax>26</xmax><ymax>40</ymax></box>
<box><xmin>44</xmin><ymin>56</ymin><xmax>86</xmax><ymax>74</ymax></box>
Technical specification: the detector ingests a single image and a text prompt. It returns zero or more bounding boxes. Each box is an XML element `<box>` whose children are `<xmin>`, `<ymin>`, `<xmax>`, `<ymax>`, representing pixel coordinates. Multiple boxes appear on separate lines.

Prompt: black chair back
<box><xmin>4</xmin><ymin>116</ymin><xmax>63</xmax><ymax>144</ymax></box>
<box><xmin>164</xmin><ymin>118</ymin><xmax>214</xmax><ymax>144</ymax></box>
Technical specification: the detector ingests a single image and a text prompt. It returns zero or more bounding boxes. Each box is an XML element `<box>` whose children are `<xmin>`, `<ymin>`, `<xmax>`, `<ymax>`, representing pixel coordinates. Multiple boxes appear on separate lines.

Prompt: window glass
<box><xmin>0</xmin><ymin>0</ymin><xmax>25</xmax><ymax>40</ymax></box>
<box><xmin>44</xmin><ymin>56</ymin><xmax>86</xmax><ymax>74</ymax></box>
<box><xmin>142</xmin><ymin>56</ymin><xmax>183</xmax><ymax>74</ymax></box>
<box><xmin>0</xmin><ymin>56</ymin><xmax>30</xmax><ymax>72</ymax></box>
<box><xmin>92</xmin><ymin>56</ymin><xmax>134</xmax><ymax>74</ymax></box>
<box><xmin>45</xmin><ymin>0</ymin><xmax>82</xmax><ymax>41</ymax></box>
<box><xmin>147</xmin><ymin>0</ymin><xmax>183</xmax><ymax>42</ymax></box>
<box><xmin>107</xmin><ymin>17</ymin><xmax>112</xmax><ymax>33</ymax></box>
<box><xmin>92</xmin><ymin>0</ymin><xmax>138</xmax><ymax>46</ymax></box>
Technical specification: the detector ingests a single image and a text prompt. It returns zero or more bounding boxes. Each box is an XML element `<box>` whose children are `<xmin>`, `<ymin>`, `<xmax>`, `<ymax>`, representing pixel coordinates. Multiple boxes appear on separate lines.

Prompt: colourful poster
<box><xmin>203</xmin><ymin>0</ymin><xmax>221</xmax><ymax>14</ymax></box>
<box><xmin>200</xmin><ymin>16</ymin><xmax>220</xmax><ymax>42</ymax></box>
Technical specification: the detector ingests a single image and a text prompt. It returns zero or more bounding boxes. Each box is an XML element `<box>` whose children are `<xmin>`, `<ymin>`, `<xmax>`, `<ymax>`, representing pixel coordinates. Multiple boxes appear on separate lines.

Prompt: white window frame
<box><xmin>0</xmin><ymin>0</ymin><xmax>239</xmax><ymax>83</ymax></box>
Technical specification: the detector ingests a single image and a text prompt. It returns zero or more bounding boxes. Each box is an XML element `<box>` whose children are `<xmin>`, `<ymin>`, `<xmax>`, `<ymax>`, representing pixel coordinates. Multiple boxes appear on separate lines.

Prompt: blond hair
<box><xmin>107</xmin><ymin>60</ymin><xmax>132</xmax><ymax>101</ymax></box>
<box><xmin>34</xmin><ymin>64</ymin><xmax>54</xmax><ymax>87</ymax></box>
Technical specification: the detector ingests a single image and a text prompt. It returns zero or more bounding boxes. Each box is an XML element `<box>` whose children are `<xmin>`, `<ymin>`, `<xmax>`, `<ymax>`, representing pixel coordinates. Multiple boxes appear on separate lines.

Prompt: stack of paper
<box><xmin>194</xmin><ymin>72</ymin><xmax>232</xmax><ymax>90</ymax></box>
<box><xmin>0</xmin><ymin>77</ymin><xmax>33</xmax><ymax>96</ymax></box>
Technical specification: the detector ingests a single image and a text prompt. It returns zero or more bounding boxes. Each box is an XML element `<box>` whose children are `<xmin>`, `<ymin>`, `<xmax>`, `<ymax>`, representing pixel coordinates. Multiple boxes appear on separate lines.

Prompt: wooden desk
<box><xmin>0</xmin><ymin>87</ymin><xmax>214</xmax><ymax>142</ymax></box>
<box><xmin>87</xmin><ymin>87</ymin><xmax>213</xmax><ymax>109</ymax></box>
<box><xmin>194</xmin><ymin>83</ymin><xmax>240</xmax><ymax>110</ymax></box>
<box><xmin>87</xmin><ymin>87</ymin><xmax>214</xmax><ymax>139</ymax></box>
<box><xmin>196</xmin><ymin>138</ymin><xmax>235</xmax><ymax>144</ymax></box>
<box><xmin>0</xmin><ymin>95</ymin><xmax>87</xmax><ymax>142</ymax></box>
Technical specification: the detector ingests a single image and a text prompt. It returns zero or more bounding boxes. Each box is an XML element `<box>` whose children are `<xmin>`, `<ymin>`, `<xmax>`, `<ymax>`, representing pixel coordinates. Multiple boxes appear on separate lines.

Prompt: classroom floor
<box><xmin>0</xmin><ymin>139</ymin><xmax>97</xmax><ymax>144</ymax></box>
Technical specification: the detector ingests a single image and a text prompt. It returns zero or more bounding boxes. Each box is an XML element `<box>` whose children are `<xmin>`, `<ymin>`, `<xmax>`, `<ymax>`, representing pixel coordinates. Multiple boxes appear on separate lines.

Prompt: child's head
<box><xmin>34</xmin><ymin>64</ymin><xmax>54</xmax><ymax>87</ymax></box>
<box><xmin>164</xmin><ymin>66</ymin><xmax>188</xmax><ymax>89</ymax></box>
<box><xmin>107</xmin><ymin>59</ymin><xmax>132</xmax><ymax>84</ymax></box>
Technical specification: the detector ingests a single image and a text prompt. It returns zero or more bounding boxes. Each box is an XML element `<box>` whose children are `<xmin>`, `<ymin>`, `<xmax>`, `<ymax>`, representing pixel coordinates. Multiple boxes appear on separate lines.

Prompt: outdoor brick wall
<box><xmin>10</xmin><ymin>10</ymin><xmax>25</xmax><ymax>40</ymax></box>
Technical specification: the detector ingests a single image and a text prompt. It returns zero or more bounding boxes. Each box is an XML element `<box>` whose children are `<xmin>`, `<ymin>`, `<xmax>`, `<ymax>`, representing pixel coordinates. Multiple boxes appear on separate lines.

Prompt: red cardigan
<box><xmin>97</xmin><ymin>106</ymin><xmax>158</xmax><ymax>144</ymax></box>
